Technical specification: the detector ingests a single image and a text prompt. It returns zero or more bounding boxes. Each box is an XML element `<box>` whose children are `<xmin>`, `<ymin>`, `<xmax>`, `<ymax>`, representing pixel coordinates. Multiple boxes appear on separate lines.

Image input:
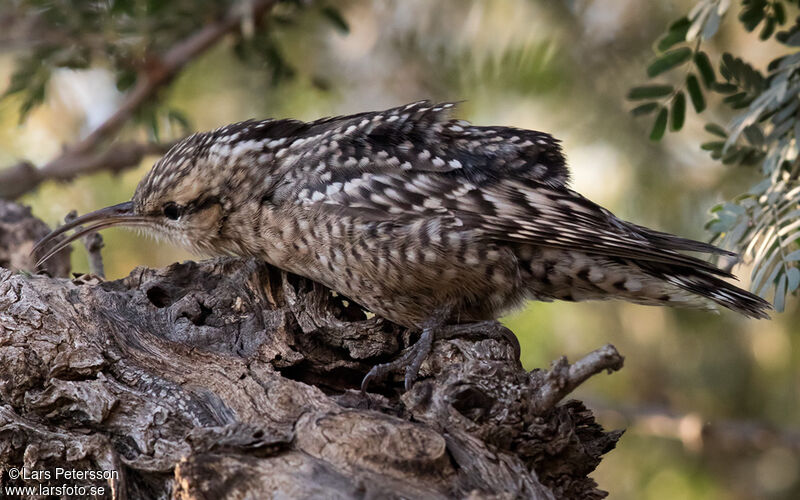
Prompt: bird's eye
<box><xmin>162</xmin><ymin>202</ymin><xmax>182</xmax><ymax>220</ymax></box>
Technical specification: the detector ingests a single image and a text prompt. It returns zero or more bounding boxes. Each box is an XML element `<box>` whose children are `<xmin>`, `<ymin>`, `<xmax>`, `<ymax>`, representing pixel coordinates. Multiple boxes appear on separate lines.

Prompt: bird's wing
<box><xmin>471</xmin><ymin>180</ymin><xmax>734</xmax><ymax>276</ymax></box>
<box><xmin>297</xmin><ymin>166</ymin><xmax>733</xmax><ymax>277</ymax></box>
<box><xmin>275</xmin><ymin>100</ymin><xmax>570</xmax><ymax>191</ymax></box>
<box><xmin>271</xmin><ymin>100</ymin><xmax>728</xmax><ymax>275</ymax></box>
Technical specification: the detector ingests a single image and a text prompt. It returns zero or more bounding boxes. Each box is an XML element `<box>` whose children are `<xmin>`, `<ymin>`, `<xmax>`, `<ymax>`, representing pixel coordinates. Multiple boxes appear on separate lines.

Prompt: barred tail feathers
<box><xmin>524</xmin><ymin>248</ymin><xmax>772</xmax><ymax>319</ymax></box>
<box><xmin>646</xmin><ymin>266</ymin><xmax>772</xmax><ymax>319</ymax></box>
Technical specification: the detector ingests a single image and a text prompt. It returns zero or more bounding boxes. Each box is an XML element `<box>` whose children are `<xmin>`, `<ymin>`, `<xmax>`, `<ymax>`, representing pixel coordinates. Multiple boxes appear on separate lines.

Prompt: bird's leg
<box><xmin>361</xmin><ymin>309</ymin><xmax>449</xmax><ymax>393</ymax></box>
<box><xmin>403</xmin><ymin>325</ymin><xmax>434</xmax><ymax>391</ymax></box>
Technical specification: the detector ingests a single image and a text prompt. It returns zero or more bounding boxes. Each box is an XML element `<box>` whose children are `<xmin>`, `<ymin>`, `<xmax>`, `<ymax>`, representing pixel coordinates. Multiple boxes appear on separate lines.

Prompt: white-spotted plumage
<box><xmin>127</xmin><ymin>100</ymin><xmax>771</xmax><ymax>332</ymax></box>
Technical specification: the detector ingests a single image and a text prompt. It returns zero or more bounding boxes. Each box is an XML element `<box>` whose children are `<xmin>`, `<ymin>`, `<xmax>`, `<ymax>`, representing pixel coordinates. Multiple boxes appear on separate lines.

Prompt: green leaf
<box><xmin>657</xmin><ymin>17</ymin><xmax>691</xmax><ymax>51</ymax></box>
<box><xmin>740</xmin><ymin>6</ymin><xmax>765</xmax><ymax>32</ymax></box>
<box><xmin>262</xmin><ymin>41</ymin><xmax>296</xmax><ymax>84</ymax></box>
<box><xmin>111</xmin><ymin>0</ymin><xmax>135</xmax><ymax>14</ymax></box>
<box><xmin>760</xmin><ymin>17</ymin><xmax>776</xmax><ymax>40</ymax></box>
<box><xmin>647</xmin><ymin>47</ymin><xmax>692</xmax><ymax>77</ymax></box>
<box><xmin>3</xmin><ymin>73</ymin><xmax>29</xmax><ymax>98</ymax></box>
<box><xmin>668</xmin><ymin>16</ymin><xmax>692</xmax><ymax>32</ymax></box>
<box><xmin>754</xmin><ymin>259</ymin><xmax>782</xmax><ymax>299</ymax></box>
<box><xmin>720</xmin><ymin>52</ymin><xmax>735</xmax><ymax>80</ymax></box>
<box><xmin>321</xmin><ymin>6</ymin><xmax>349</xmax><ymax>34</ymax></box>
<box><xmin>167</xmin><ymin>109</ymin><xmax>191</xmax><ymax>133</ymax></box>
<box><xmin>774</xmin><ymin>2</ymin><xmax>786</xmax><ymax>24</ymax></box>
<box><xmin>148</xmin><ymin>110</ymin><xmax>160</xmax><ymax>141</ymax></box>
<box><xmin>743</xmin><ymin>125</ymin><xmax>764</xmax><ymax>146</ymax></box>
<box><xmin>18</xmin><ymin>82</ymin><xmax>47</xmax><ymax>123</ymax></box>
<box><xmin>776</xmin><ymin>29</ymin><xmax>795</xmax><ymax>45</ymax></box>
<box><xmin>787</xmin><ymin>267</ymin><xmax>800</xmax><ymax>293</ymax></box>
<box><xmin>311</xmin><ymin>75</ymin><xmax>332</xmax><ymax>91</ymax></box>
<box><xmin>5</xmin><ymin>57</ymin><xmax>51</xmax><ymax>123</ymax></box>
<box><xmin>631</xmin><ymin>102</ymin><xmax>660</xmax><ymax>116</ymax></box>
<box><xmin>740</xmin><ymin>148</ymin><xmax>765</xmax><ymax>166</ymax></box>
<box><xmin>721</xmin><ymin>146</ymin><xmax>745</xmax><ymax>164</ymax></box>
<box><xmin>701</xmin><ymin>141</ymin><xmax>725</xmax><ymax>151</ymax></box>
<box><xmin>774</xmin><ymin>274</ymin><xmax>787</xmax><ymax>312</ymax></box>
<box><xmin>232</xmin><ymin>40</ymin><xmax>248</xmax><ymax>61</ymax></box>
<box><xmin>671</xmin><ymin>91</ymin><xmax>686</xmax><ymax>131</ymax></box>
<box><xmin>51</xmin><ymin>47</ymin><xmax>91</xmax><ymax>69</ymax></box>
<box><xmin>694</xmin><ymin>51</ymin><xmax>715</xmax><ymax>86</ymax></box>
<box><xmin>730</xmin><ymin>97</ymin><xmax>754</xmax><ymax>110</ymax></box>
<box><xmin>712</xmin><ymin>82</ymin><xmax>738</xmax><ymax>94</ymax></box>
<box><xmin>657</xmin><ymin>32</ymin><xmax>686</xmax><ymax>53</ymax></box>
<box><xmin>705</xmin><ymin>123</ymin><xmax>728</xmax><ymax>137</ymax></box>
<box><xmin>686</xmin><ymin>73</ymin><xmax>706</xmax><ymax>112</ymax></box>
<box><xmin>628</xmin><ymin>84</ymin><xmax>674</xmax><ymax>100</ymax></box>
<box><xmin>115</xmin><ymin>70</ymin><xmax>137</xmax><ymax>92</ymax></box>
<box><xmin>723</xmin><ymin>91</ymin><xmax>748</xmax><ymax>104</ymax></box>
<box><xmin>785</xmin><ymin>249</ymin><xmax>800</xmax><ymax>261</ymax></box>
<box><xmin>650</xmin><ymin>107</ymin><xmax>668</xmax><ymax>141</ymax></box>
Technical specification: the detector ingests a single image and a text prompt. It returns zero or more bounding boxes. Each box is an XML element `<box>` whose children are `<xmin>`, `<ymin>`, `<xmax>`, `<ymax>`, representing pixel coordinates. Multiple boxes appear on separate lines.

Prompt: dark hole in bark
<box><xmin>450</xmin><ymin>386</ymin><xmax>494</xmax><ymax>422</ymax></box>
<box><xmin>277</xmin><ymin>362</ymin><xmax>367</xmax><ymax>394</ymax></box>
<box><xmin>146</xmin><ymin>286</ymin><xmax>173</xmax><ymax>308</ymax></box>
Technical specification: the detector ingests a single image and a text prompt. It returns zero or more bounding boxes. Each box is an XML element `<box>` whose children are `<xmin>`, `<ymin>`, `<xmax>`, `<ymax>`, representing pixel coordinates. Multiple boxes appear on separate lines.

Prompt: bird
<box><xmin>34</xmin><ymin>100</ymin><xmax>772</xmax><ymax>391</ymax></box>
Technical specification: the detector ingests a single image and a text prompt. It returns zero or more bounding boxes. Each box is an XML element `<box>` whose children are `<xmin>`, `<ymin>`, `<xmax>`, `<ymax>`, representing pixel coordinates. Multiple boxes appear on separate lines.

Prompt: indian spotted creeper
<box><xmin>35</xmin><ymin>101</ymin><xmax>771</xmax><ymax>390</ymax></box>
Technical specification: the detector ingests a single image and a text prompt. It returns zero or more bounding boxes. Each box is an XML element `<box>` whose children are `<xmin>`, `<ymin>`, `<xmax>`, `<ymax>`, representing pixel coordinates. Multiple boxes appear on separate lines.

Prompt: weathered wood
<box><xmin>0</xmin><ymin>201</ymin><xmax>623</xmax><ymax>499</ymax></box>
<box><xmin>0</xmin><ymin>200</ymin><xmax>70</xmax><ymax>278</ymax></box>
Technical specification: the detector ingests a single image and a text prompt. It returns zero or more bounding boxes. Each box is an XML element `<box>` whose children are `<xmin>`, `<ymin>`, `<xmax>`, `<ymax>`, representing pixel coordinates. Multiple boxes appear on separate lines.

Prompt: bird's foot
<box><xmin>439</xmin><ymin>321</ymin><xmax>521</xmax><ymax>360</ymax></box>
<box><xmin>359</xmin><ymin>320</ymin><xmax>521</xmax><ymax>393</ymax></box>
<box><xmin>361</xmin><ymin>326</ymin><xmax>434</xmax><ymax>393</ymax></box>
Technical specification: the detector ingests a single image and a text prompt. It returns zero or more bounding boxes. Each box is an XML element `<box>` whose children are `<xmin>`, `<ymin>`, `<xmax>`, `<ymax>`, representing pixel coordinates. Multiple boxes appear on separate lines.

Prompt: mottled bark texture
<box><xmin>0</xmin><ymin>200</ymin><xmax>70</xmax><ymax>278</ymax></box>
<box><xmin>0</xmin><ymin>201</ymin><xmax>623</xmax><ymax>499</ymax></box>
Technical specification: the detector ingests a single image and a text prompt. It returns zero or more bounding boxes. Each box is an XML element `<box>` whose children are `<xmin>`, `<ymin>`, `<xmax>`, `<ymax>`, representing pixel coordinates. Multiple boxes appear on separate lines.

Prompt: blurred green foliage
<box><xmin>628</xmin><ymin>0</ymin><xmax>800</xmax><ymax>313</ymax></box>
<box><xmin>2</xmin><ymin>0</ymin><xmax>348</xmax><ymax>134</ymax></box>
<box><xmin>1</xmin><ymin>1</ymin><xmax>798</xmax><ymax>498</ymax></box>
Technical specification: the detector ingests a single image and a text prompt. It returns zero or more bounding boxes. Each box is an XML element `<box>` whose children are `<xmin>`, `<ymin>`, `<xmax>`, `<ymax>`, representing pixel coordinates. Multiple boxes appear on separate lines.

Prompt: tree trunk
<box><xmin>0</xmin><ymin>200</ymin><xmax>623</xmax><ymax>499</ymax></box>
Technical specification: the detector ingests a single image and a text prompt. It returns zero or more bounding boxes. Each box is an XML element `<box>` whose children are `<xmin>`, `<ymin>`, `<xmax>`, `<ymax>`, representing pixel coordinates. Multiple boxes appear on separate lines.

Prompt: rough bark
<box><xmin>0</xmin><ymin>201</ymin><xmax>70</xmax><ymax>278</ymax></box>
<box><xmin>0</xmin><ymin>201</ymin><xmax>623</xmax><ymax>499</ymax></box>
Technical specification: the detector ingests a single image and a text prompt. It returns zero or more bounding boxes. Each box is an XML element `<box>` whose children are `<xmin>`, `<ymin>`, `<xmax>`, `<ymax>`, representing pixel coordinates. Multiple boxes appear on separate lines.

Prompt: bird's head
<box><xmin>33</xmin><ymin>120</ymin><xmax>288</xmax><ymax>267</ymax></box>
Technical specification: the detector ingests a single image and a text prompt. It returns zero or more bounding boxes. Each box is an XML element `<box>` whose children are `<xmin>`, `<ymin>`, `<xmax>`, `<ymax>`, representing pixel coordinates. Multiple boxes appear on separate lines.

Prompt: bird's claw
<box><xmin>404</xmin><ymin>327</ymin><xmax>434</xmax><ymax>391</ymax></box>
<box><xmin>361</xmin><ymin>326</ymin><xmax>435</xmax><ymax>393</ymax></box>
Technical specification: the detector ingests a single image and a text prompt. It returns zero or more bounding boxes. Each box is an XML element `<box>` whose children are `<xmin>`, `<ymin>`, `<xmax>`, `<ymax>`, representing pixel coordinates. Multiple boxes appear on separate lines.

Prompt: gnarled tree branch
<box><xmin>0</xmin><ymin>201</ymin><xmax>623</xmax><ymax>499</ymax></box>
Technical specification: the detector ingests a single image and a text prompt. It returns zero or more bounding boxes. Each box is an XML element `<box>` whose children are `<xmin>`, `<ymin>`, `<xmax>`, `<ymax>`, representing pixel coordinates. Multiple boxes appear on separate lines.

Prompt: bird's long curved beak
<box><xmin>33</xmin><ymin>201</ymin><xmax>151</xmax><ymax>268</ymax></box>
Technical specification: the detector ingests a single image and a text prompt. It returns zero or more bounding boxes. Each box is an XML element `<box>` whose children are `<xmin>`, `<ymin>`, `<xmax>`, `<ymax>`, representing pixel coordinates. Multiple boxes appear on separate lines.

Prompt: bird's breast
<box><xmin>247</xmin><ymin>205</ymin><xmax>527</xmax><ymax>327</ymax></box>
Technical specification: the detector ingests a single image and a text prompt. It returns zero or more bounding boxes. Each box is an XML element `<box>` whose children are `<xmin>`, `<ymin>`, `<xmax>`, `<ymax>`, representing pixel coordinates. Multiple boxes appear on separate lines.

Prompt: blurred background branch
<box><xmin>0</xmin><ymin>0</ymin><xmax>279</xmax><ymax>200</ymax></box>
<box><xmin>0</xmin><ymin>141</ymin><xmax>172</xmax><ymax>199</ymax></box>
<box><xmin>593</xmin><ymin>402</ymin><xmax>800</xmax><ymax>454</ymax></box>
